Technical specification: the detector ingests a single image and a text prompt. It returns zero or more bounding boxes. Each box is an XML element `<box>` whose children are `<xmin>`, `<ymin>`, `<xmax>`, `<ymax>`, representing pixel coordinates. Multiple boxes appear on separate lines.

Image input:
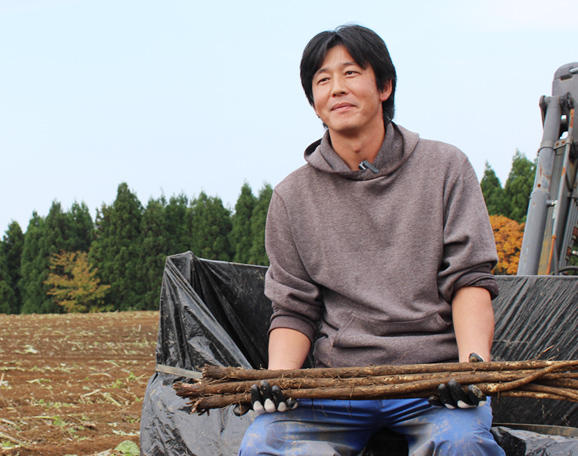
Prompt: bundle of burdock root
<box><xmin>174</xmin><ymin>360</ymin><xmax>578</xmax><ymax>415</ymax></box>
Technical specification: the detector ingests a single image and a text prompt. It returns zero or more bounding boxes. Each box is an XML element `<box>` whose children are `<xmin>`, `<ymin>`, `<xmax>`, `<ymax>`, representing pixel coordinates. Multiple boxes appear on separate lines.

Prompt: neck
<box><xmin>328</xmin><ymin>121</ymin><xmax>386</xmax><ymax>171</ymax></box>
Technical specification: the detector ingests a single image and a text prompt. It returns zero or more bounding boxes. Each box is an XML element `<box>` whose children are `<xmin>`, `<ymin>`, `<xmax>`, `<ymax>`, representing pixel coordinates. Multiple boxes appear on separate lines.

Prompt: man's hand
<box><xmin>428</xmin><ymin>353</ymin><xmax>487</xmax><ymax>409</ymax></box>
<box><xmin>233</xmin><ymin>380</ymin><xmax>297</xmax><ymax>416</ymax></box>
<box><xmin>251</xmin><ymin>380</ymin><xmax>297</xmax><ymax>415</ymax></box>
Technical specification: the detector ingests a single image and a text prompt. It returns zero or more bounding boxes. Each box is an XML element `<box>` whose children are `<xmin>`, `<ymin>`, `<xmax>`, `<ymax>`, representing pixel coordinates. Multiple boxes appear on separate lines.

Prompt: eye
<box><xmin>316</xmin><ymin>77</ymin><xmax>329</xmax><ymax>85</ymax></box>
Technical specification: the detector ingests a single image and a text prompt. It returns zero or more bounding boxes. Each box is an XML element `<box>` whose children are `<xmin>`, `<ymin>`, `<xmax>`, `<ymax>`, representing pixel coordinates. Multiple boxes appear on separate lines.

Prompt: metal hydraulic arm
<box><xmin>518</xmin><ymin>63</ymin><xmax>578</xmax><ymax>275</ymax></box>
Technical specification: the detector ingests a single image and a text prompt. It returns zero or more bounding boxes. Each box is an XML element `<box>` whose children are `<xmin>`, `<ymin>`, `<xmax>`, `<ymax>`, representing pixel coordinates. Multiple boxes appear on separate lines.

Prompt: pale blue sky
<box><xmin>1</xmin><ymin>0</ymin><xmax>576</xmax><ymax>232</ymax></box>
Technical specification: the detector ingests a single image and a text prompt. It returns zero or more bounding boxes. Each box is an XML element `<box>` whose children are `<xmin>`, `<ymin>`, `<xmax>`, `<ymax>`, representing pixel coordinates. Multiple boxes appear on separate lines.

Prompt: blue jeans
<box><xmin>238</xmin><ymin>398</ymin><xmax>504</xmax><ymax>456</ymax></box>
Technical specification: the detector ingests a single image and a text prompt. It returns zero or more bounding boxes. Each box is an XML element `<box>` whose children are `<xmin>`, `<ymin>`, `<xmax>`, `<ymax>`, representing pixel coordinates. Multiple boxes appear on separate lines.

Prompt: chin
<box><xmin>328</xmin><ymin>124</ymin><xmax>360</xmax><ymax>135</ymax></box>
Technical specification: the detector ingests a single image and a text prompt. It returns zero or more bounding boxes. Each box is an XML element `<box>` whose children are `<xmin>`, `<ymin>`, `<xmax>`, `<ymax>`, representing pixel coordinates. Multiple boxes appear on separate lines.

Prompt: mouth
<box><xmin>331</xmin><ymin>102</ymin><xmax>355</xmax><ymax>111</ymax></box>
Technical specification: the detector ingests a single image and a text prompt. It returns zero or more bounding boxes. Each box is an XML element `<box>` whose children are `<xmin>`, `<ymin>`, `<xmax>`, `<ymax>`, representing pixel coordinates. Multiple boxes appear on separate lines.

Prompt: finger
<box><xmin>259</xmin><ymin>381</ymin><xmax>276</xmax><ymax>413</ymax></box>
<box><xmin>271</xmin><ymin>385</ymin><xmax>287</xmax><ymax>412</ymax></box>
<box><xmin>233</xmin><ymin>402</ymin><xmax>251</xmax><ymax>416</ymax></box>
<box><xmin>251</xmin><ymin>384</ymin><xmax>265</xmax><ymax>416</ymax></box>
<box><xmin>437</xmin><ymin>383</ymin><xmax>457</xmax><ymax>409</ymax></box>
<box><xmin>469</xmin><ymin>353</ymin><xmax>484</xmax><ymax>363</ymax></box>
<box><xmin>427</xmin><ymin>395</ymin><xmax>444</xmax><ymax>407</ymax></box>
<box><xmin>467</xmin><ymin>384</ymin><xmax>487</xmax><ymax>407</ymax></box>
<box><xmin>448</xmin><ymin>379</ymin><xmax>474</xmax><ymax>408</ymax></box>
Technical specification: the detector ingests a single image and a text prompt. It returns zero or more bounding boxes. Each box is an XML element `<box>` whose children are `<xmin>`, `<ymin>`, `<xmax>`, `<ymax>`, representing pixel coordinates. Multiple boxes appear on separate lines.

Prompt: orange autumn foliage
<box><xmin>489</xmin><ymin>215</ymin><xmax>525</xmax><ymax>275</ymax></box>
<box><xmin>44</xmin><ymin>251</ymin><xmax>111</xmax><ymax>313</ymax></box>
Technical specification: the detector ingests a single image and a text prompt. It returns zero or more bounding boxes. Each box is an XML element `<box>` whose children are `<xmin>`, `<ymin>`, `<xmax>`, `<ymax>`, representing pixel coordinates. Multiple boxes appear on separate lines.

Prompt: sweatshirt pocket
<box><xmin>333</xmin><ymin>312</ymin><xmax>451</xmax><ymax>349</ymax></box>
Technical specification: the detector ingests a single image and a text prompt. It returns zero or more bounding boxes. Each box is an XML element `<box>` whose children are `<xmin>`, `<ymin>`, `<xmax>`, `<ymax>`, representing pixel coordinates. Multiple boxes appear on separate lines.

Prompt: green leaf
<box><xmin>114</xmin><ymin>440</ymin><xmax>139</xmax><ymax>455</ymax></box>
<box><xmin>53</xmin><ymin>416</ymin><xmax>66</xmax><ymax>427</ymax></box>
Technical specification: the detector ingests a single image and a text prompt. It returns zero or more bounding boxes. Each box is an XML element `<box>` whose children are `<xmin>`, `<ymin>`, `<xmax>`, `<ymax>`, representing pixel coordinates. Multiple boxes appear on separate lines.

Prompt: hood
<box><xmin>304</xmin><ymin>122</ymin><xmax>420</xmax><ymax>181</ymax></box>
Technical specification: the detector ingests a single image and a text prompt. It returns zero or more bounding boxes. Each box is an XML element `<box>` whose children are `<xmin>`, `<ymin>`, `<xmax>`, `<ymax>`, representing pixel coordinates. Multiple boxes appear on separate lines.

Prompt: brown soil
<box><xmin>0</xmin><ymin>311</ymin><xmax>159</xmax><ymax>456</ymax></box>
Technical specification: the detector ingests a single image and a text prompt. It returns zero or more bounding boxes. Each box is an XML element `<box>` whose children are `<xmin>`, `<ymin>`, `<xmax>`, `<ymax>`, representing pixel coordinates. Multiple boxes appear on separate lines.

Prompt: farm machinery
<box><xmin>518</xmin><ymin>62</ymin><xmax>578</xmax><ymax>276</ymax></box>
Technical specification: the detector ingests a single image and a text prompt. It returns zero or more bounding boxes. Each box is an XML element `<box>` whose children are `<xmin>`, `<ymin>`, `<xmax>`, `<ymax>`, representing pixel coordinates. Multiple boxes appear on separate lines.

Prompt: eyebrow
<box><xmin>315</xmin><ymin>61</ymin><xmax>358</xmax><ymax>76</ymax></box>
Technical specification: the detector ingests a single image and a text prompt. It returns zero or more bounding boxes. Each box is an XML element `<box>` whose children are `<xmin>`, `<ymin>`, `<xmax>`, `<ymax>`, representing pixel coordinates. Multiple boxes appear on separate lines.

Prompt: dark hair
<box><xmin>300</xmin><ymin>24</ymin><xmax>397</xmax><ymax>122</ymax></box>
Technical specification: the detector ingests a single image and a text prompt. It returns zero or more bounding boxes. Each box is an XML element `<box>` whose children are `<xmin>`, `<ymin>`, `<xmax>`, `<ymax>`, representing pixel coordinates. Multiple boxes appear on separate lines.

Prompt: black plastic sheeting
<box><xmin>140</xmin><ymin>252</ymin><xmax>578</xmax><ymax>455</ymax></box>
<box><xmin>139</xmin><ymin>253</ymin><xmax>260</xmax><ymax>456</ymax></box>
<box><xmin>491</xmin><ymin>276</ymin><xmax>578</xmax><ymax>427</ymax></box>
<box><xmin>491</xmin><ymin>427</ymin><xmax>578</xmax><ymax>456</ymax></box>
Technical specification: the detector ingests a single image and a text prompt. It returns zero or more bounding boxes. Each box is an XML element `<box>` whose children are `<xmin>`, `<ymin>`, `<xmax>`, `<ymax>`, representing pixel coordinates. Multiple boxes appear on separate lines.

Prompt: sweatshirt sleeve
<box><xmin>438</xmin><ymin>155</ymin><xmax>499</xmax><ymax>302</ymax></box>
<box><xmin>264</xmin><ymin>190</ymin><xmax>324</xmax><ymax>342</ymax></box>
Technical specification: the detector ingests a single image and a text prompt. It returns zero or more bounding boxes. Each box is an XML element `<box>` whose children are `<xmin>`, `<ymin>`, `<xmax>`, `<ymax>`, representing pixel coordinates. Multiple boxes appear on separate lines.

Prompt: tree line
<box><xmin>480</xmin><ymin>150</ymin><xmax>536</xmax><ymax>224</ymax></box>
<box><xmin>480</xmin><ymin>150</ymin><xmax>535</xmax><ymax>275</ymax></box>
<box><xmin>1</xmin><ymin>150</ymin><xmax>556</xmax><ymax>315</ymax></box>
<box><xmin>0</xmin><ymin>182</ymin><xmax>272</xmax><ymax>315</ymax></box>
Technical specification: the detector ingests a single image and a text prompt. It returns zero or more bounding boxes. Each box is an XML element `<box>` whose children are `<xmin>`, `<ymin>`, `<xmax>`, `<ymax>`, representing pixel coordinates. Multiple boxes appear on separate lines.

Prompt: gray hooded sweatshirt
<box><xmin>264</xmin><ymin>122</ymin><xmax>498</xmax><ymax>368</ymax></box>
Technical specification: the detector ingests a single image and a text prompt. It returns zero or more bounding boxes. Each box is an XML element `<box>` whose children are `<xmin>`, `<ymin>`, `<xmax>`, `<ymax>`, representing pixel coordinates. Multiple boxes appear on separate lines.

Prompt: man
<box><xmin>239</xmin><ymin>24</ymin><xmax>504</xmax><ymax>456</ymax></box>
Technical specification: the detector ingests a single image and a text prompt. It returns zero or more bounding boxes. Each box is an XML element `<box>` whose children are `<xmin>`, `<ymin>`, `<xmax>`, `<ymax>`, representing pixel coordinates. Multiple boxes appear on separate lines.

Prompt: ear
<box><xmin>379</xmin><ymin>80</ymin><xmax>393</xmax><ymax>102</ymax></box>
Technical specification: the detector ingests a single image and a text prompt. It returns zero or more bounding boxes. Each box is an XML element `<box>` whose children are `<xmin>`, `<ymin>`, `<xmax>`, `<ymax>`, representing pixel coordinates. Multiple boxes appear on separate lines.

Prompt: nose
<box><xmin>331</xmin><ymin>75</ymin><xmax>348</xmax><ymax>96</ymax></box>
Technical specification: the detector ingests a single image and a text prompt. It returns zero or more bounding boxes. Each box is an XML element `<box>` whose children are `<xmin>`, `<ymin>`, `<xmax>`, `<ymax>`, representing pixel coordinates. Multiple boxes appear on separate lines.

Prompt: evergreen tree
<box><xmin>1</xmin><ymin>221</ymin><xmax>24</xmax><ymax>313</ymax></box>
<box><xmin>68</xmin><ymin>201</ymin><xmax>94</xmax><ymax>252</ymax></box>
<box><xmin>35</xmin><ymin>201</ymin><xmax>81</xmax><ymax>313</ymax></box>
<box><xmin>190</xmin><ymin>192</ymin><xmax>232</xmax><ymax>261</ymax></box>
<box><xmin>90</xmin><ymin>202</ymin><xmax>113</xmax><ymax>303</ymax></box>
<box><xmin>19</xmin><ymin>201</ymin><xmax>86</xmax><ymax>313</ymax></box>
<box><xmin>504</xmin><ymin>150</ymin><xmax>536</xmax><ymax>223</ymax></box>
<box><xmin>19</xmin><ymin>212</ymin><xmax>47</xmax><ymax>313</ymax></box>
<box><xmin>0</xmin><ymin>246</ymin><xmax>17</xmax><ymax>314</ymax></box>
<box><xmin>140</xmin><ymin>197</ymin><xmax>169</xmax><ymax>310</ymax></box>
<box><xmin>164</xmin><ymin>193</ymin><xmax>192</xmax><ymax>255</ymax></box>
<box><xmin>230</xmin><ymin>182</ymin><xmax>257</xmax><ymax>264</ymax></box>
<box><xmin>91</xmin><ymin>183</ymin><xmax>144</xmax><ymax>311</ymax></box>
<box><xmin>248</xmin><ymin>183</ymin><xmax>273</xmax><ymax>266</ymax></box>
<box><xmin>480</xmin><ymin>162</ymin><xmax>508</xmax><ymax>216</ymax></box>
<box><xmin>43</xmin><ymin>201</ymin><xmax>73</xmax><ymax>253</ymax></box>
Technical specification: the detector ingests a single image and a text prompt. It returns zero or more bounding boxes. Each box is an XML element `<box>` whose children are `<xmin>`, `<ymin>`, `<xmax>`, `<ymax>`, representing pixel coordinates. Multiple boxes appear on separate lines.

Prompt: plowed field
<box><xmin>0</xmin><ymin>311</ymin><xmax>159</xmax><ymax>456</ymax></box>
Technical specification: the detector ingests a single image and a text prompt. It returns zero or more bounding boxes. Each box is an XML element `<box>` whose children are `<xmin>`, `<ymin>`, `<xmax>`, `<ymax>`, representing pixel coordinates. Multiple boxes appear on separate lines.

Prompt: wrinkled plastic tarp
<box><xmin>492</xmin><ymin>426</ymin><xmax>578</xmax><ymax>456</ymax></box>
<box><xmin>491</xmin><ymin>275</ymin><xmax>578</xmax><ymax>428</ymax></box>
<box><xmin>140</xmin><ymin>252</ymin><xmax>578</xmax><ymax>455</ymax></box>
<box><xmin>139</xmin><ymin>252</ymin><xmax>269</xmax><ymax>456</ymax></box>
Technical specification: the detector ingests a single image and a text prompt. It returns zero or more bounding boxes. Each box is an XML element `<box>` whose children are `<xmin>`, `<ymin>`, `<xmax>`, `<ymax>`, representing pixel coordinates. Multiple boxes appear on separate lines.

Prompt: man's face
<box><xmin>312</xmin><ymin>45</ymin><xmax>392</xmax><ymax>138</ymax></box>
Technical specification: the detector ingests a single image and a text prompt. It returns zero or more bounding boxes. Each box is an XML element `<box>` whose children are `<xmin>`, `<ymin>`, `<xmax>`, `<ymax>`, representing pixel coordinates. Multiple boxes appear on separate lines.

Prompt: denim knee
<box><xmin>426</xmin><ymin>432</ymin><xmax>504</xmax><ymax>456</ymax></box>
